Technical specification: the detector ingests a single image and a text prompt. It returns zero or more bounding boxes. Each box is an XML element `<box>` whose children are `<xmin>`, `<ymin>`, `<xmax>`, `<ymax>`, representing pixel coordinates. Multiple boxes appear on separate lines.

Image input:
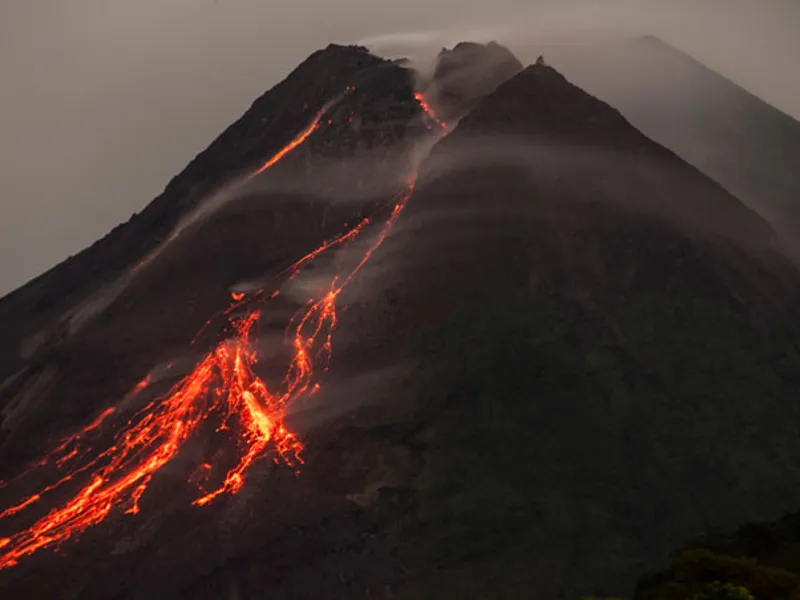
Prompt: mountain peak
<box><xmin>433</xmin><ymin>39</ymin><xmax>522</xmax><ymax>83</ymax></box>
<box><xmin>427</xmin><ymin>61</ymin><xmax>777</xmax><ymax>249</ymax></box>
<box><xmin>547</xmin><ymin>34</ymin><xmax>800</xmax><ymax>254</ymax></box>
<box><xmin>317</xmin><ymin>43</ymin><xmax>375</xmax><ymax>61</ymax></box>
<box><xmin>0</xmin><ymin>41</ymin><xmax>423</xmax><ymax>379</ymax></box>
<box><xmin>638</xmin><ymin>34</ymin><xmax>669</xmax><ymax>46</ymax></box>
<box><xmin>3</xmin><ymin>31</ymin><xmax>800</xmax><ymax>600</ymax></box>
<box><xmin>427</xmin><ymin>40</ymin><xmax>523</xmax><ymax>121</ymax></box>
<box><xmin>450</xmin><ymin>62</ymin><xmax>640</xmax><ymax>145</ymax></box>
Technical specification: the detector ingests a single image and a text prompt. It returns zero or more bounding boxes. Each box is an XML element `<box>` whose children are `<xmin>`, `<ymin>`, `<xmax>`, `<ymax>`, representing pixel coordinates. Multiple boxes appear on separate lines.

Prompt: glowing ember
<box><xmin>0</xmin><ymin>90</ymin><xmax>444</xmax><ymax>570</ymax></box>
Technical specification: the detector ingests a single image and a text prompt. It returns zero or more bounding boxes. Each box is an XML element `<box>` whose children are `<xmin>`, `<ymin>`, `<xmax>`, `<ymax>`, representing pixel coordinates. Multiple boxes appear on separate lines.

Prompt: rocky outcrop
<box><xmin>426</xmin><ymin>41</ymin><xmax>523</xmax><ymax>122</ymax></box>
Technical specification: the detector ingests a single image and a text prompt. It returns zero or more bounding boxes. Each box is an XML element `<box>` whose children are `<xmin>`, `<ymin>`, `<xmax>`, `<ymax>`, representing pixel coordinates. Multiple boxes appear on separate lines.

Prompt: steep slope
<box><xmin>0</xmin><ymin>44</ymin><xmax>421</xmax><ymax>387</ymax></box>
<box><xmin>2</xmin><ymin>42</ymin><xmax>800</xmax><ymax>600</ymax></box>
<box><xmin>0</xmin><ymin>43</ymin><xmax>435</xmax><ymax>599</ymax></box>
<box><xmin>325</xmin><ymin>64</ymin><xmax>800</xmax><ymax>599</ymax></box>
<box><xmin>0</xmin><ymin>44</ymin><xmax>429</xmax><ymax>467</ymax></box>
<box><xmin>375</xmin><ymin>62</ymin><xmax>799</xmax><ymax>337</ymax></box>
<box><xmin>544</xmin><ymin>35</ymin><xmax>800</xmax><ymax>254</ymax></box>
<box><xmin>0</xmin><ymin>42</ymin><xmax>511</xmax><ymax>600</ymax></box>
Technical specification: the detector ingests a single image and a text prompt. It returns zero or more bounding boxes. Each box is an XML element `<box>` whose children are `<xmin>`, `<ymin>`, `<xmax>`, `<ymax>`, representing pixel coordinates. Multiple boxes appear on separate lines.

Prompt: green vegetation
<box><xmin>633</xmin><ymin>508</ymin><xmax>800</xmax><ymax>600</ymax></box>
<box><xmin>688</xmin><ymin>582</ymin><xmax>755</xmax><ymax>600</ymax></box>
<box><xmin>636</xmin><ymin>549</ymin><xmax>798</xmax><ymax>599</ymax></box>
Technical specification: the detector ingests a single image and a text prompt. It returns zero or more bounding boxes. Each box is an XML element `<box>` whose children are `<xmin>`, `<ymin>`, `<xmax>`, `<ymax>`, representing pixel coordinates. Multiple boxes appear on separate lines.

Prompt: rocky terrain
<box><xmin>1</xmin><ymin>41</ymin><xmax>800</xmax><ymax>599</ymax></box>
<box><xmin>330</xmin><ymin>60</ymin><xmax>800</xmax><ymax>598</ymax></box>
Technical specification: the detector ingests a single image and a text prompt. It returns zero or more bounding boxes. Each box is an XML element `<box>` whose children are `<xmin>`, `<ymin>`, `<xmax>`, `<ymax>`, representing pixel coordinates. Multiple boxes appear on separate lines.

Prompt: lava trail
<box><xmin>0</xmin><ymin>91</ymin><xmax>446</xmax><ymax>570</ymax></box>
<box><xmin>131</xmin><ymin>99</ymin><xmax>335</xmax><ymax>275</ymax></box>
<box><xmin>414</xmin><ymin>92</ymin><xmax>447</xmax><ymax>129</ymax></box>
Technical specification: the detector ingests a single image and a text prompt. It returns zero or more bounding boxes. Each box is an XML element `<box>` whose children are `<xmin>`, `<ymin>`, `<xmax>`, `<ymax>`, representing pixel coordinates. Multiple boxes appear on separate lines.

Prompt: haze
<box><xmin>1</xmin><ymin>0</ymin><xmax>798</xmax><ymax>296</ymax></box>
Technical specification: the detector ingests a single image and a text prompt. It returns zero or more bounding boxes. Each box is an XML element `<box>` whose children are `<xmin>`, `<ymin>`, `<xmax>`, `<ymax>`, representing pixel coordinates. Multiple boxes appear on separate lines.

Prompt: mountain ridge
<box><xmin>545</xmin><ymin>35</ymin><xmax>800</xmax><ymax>254</ymax></box>
<box><xmin>0</xmin><ymin>43</ymin><xmax>426</xmax><ymax>391</ymax></box>
<box><xmin>339</xmin><ymin>57</ymin><xmax>800</xmax><ymax>597</ymax></box>
<box><xmin>1</xmin><ymin>40</ymin><xmax>800</xmax><ymax>600</ymax></box>
<box><xmin>638</xmin><ymin>35</ymin><xmax>800</xmax><ymax>122</ymax></box>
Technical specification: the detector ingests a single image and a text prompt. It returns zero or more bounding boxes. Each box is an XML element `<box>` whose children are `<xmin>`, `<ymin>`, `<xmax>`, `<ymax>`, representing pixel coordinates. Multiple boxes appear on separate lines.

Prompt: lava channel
<box><xmin>0</xmin><ymin>91</ymin><xmax>446</xmax><ymax>570</ymax></box>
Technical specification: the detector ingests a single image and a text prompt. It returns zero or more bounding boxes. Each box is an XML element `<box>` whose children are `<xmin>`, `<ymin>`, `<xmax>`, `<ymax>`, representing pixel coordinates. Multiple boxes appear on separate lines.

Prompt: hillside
<box><xmin>546</xmin><ymin>35</ymin><xmax>800</xmax><ymax>256</ymax></box>
<box><xmin>1</xmin><ymin>42</ymin><xmax>800</xmax><ymax>600</ymax></box>
<box><xmin>326</xmin><ymin>62</ymin><xmax>800</xmax><ymax>598</ymax></box>
<box><xmin>0</xmin><ymin>44</ymin><xmax>428</xmax><ymax>466</ymax></box>
<box><xmin>0</xmin><ymin>44</ymin><xmax>422</xmax><ymax>389</ymax></box>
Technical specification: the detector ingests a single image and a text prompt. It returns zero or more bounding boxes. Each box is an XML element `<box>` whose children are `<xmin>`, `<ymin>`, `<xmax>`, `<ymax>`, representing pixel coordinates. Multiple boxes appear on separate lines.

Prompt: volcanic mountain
<box><xmin>1</xmin><ymin>41</ymin><xmax>800</xmax><ymax>600</ymax></box>
<box><xmin>546</xmin><ymin>35</ymin><xmax>800</xmax><ymax>255</ymax></box>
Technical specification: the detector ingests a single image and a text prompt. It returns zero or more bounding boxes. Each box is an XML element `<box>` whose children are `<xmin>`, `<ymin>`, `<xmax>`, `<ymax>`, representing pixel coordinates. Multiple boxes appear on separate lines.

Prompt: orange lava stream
<box><xmin>279</xmin><ymin>216</ymin><xmax>372</xmax><ymax>279</ymax></box>
<box><xmin>0</xmin><ymin>312</ymin><xmax>302</xmax><ymax>568</ymax></box>
<box><xmin>249</xmin><ymin>110</ymin><xmax>324</xmax><ymax>179</ymax></box>
<box><xmin>414</xmin><ymin>92</ymin><xmax>447</xmax><ymax>129</ymax></box>
<box><xmin>0</xmin><ymin>90</ymin><xmax>444</xmax><ymax>570</ymax></box>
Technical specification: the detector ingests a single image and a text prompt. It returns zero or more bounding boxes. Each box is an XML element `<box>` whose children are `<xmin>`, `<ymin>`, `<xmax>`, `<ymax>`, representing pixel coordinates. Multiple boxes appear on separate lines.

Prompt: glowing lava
<box><xmin>0</xmin><ymin>311</ymin><xmax>302</xmax><ymax>569</ymax></box>
<box><xmin>414</xmin><ymin>92</ymin><xmax>447</xmax><ymax>129</ymax></box>
<box><xmin>249</xmin><ymin>110</ymin><xmax>324</xmax><ymax>178</ymax></box>
<box><xmin>0</xmin><ymin>90</ymin><xmax>445</xmax><ymax>571</ymax></box>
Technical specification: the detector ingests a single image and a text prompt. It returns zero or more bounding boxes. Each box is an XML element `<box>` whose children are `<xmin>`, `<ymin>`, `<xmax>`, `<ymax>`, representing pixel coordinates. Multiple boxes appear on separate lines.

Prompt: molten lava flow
<box><xmin>0</xmin><ymin>312</ymin><xmax>303</xmax><ymax>569</ymax></box>
<box><xmin>130</xmin><ymin>99</ymin><xmax>341</xmax><ymax>276</ymax></box>
<box><xmin>249</xmin><ymin>113</ymin><xmax>323</xmax><ymax>178</ymax></box>
<box><xmin>0</xmin><ymin>405</ymin><xmax>120</xmax><ymax>492</ymax></box>
<box><xmin>0</xmin><ymin>90</ymin><xmax>446</xmax><ymax>571</ymax></box>
<box><xmin>415</xmin><ymin>92</ymin><xmax>447</xmax><ymax>129</ymax></box>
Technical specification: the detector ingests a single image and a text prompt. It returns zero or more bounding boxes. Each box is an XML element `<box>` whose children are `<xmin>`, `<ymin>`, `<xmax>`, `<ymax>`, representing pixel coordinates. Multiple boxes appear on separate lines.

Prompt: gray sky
<box><xmin>1</xmin><ymin>0</ymin><xmax>798</xmax><ymax>296</ymax></box>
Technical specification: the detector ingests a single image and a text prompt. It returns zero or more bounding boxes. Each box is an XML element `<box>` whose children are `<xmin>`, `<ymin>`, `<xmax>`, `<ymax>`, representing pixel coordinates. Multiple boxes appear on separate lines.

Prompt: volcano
<box><xmin>546</xmin><ymin>35</ymin><xmax>800</xmax><ymax>257</ymax></box>
<box><xmin>2</xmin><ymin>41</ymin><xmax>800</xmax><ymax>599</ymax></box>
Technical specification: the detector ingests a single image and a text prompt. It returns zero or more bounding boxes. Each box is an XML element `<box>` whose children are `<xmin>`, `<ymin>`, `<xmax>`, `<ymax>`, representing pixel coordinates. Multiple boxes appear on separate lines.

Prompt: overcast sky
<box><xmin>1</xmin><ymin>0</ymin><xmax>798</xmax><ymax>296</ymax></box>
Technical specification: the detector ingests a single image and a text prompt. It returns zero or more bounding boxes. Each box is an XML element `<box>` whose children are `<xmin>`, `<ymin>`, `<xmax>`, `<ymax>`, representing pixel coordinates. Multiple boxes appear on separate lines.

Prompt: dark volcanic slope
<box><xmin>0</xmin><ymin>44</ymin><xmax>422</xmax><ymax>387</ymax></box>
<box><xmin>3</xmin><ymin>42</ymin><xmax>800</xmax><ymax>600</ymax></box>
<box><xmin>337</xmin><ymin>64</ymin><xmax>800</xmax><ymax>599</ymax></box>
<box><xmin>548</xmin><ymin>36</ymin><xmax>800</xmax><ymax>253</ymax></box>
<box><xmin>390</xmin><ymin>63</ymin><xmax>799</xmax><ymax>326</ymax></box>
<box><xmin>0</xmin><ymin>42</ymin><xmax>514</xmax><ymax>600</ymax></box>
<box><xmin>0</xmin><ymin>44</ymin><xmax>429</xmax><ymax>464</ymax></box>
<box><xmin>0</xmin><ymin>45</ymin><xmax>425</xmax><ymax>598</ymax></box>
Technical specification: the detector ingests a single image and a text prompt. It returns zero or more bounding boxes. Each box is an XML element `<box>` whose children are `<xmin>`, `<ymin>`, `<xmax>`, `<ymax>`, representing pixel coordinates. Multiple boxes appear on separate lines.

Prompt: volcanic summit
<box><xmin>1</xmin><ymin>41</ymin><xmax>800</xmax><ymax>600</ymax></box>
